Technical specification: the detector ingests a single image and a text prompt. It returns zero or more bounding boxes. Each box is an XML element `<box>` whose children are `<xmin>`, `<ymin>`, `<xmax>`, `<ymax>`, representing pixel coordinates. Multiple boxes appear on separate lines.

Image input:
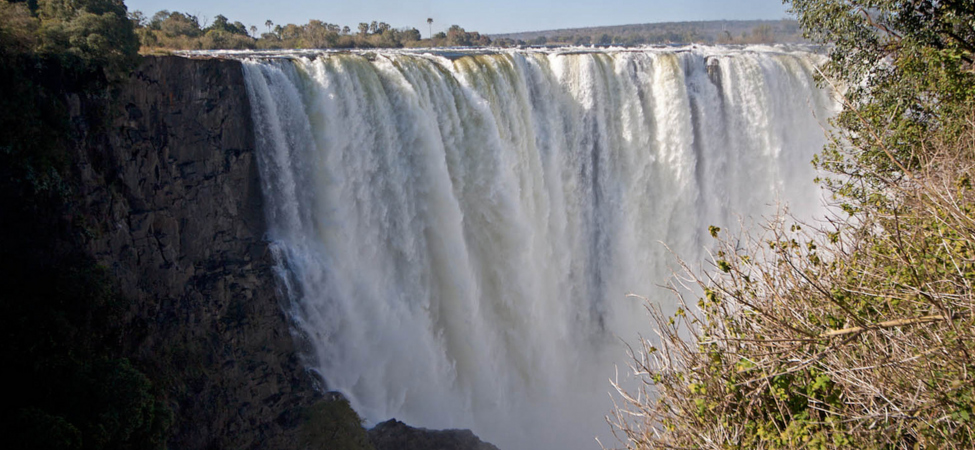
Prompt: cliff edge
<box><xmin>64</xmin><ymin>54</ymin><xmax>499</xmax><ymax>450</ymax></box>
<box><xmin>73</xmin><ymin>55</ymin><xmax>318</xmax><ymax>449</ymax></box>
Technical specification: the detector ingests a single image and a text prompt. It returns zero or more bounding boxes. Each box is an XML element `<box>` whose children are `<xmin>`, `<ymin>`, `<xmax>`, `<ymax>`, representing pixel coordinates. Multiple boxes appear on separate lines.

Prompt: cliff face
<box><xmin>73</xmin><ymin>55</ymin><xmax>318</xmax><ymax>449</ymax></box>
<box><xmin>369</xmin><ymin>420</ymin><xmax>501</xmax><ymax>450</ymax></box>
<box><xmin>63</xmin><ymin>55</ymin><xmax>499</xmax><ymax>450</ymax></box>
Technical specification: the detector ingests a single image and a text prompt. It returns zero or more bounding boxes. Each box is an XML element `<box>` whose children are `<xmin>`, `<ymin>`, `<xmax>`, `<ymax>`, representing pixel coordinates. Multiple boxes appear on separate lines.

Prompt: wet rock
<box><xmin>368</xmin><ymin>419</ymin><xmax>500</xmax><ymax>450</ymax></box>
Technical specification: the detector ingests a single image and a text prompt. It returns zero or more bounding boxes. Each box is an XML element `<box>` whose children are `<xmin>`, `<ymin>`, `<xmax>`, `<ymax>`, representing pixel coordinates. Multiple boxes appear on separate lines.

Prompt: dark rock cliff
<box><xmin>72</xmin><ymin>55</ymin><xmax>319</xmax><ymax>449</ymax></box>
<box><xmin>369</xmin><ymin>420</ymin><xmax>501</xmax><ymax>450</ymax></box>
<box><xmin>64</xmin><ymin>54</ymin><xmax>498</xmax><ymax>450</ymax></box>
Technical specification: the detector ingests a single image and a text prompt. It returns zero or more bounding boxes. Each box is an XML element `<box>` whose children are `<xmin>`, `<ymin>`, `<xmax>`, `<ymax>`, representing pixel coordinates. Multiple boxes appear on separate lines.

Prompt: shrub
<box><xmin>611</xmin><ymin>109</ymin><xmax>975</xmax><ymax>449</ymax></box>
<box><xmin>612</xmin><ymin>2</ymin><xmax>975</xmax><ymax>447</ymax></box>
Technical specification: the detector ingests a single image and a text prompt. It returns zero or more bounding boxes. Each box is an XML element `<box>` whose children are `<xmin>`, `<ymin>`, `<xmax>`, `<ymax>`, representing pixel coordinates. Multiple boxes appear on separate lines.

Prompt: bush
<box><xmin>612</xmin><ymin>114</ymin><xmax>975</xmax><ymax>448</ymax></box>
<box><xmin>611</xmin><ymin>2</ymin><xmax>975</xmax><ymax>447</ymax></box>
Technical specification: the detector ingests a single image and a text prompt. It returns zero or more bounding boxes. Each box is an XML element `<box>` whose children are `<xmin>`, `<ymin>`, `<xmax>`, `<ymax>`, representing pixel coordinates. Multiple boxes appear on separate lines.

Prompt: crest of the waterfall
<box><xmin>241</xmin><ymin>47</ymin><xmax>837</xmax><ymax>450</ymax></box>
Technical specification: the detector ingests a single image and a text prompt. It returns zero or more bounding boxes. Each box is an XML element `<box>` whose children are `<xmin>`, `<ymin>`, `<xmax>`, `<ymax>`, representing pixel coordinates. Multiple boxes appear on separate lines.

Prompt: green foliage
<box><xmin>207</xmin><ymin>14</ymin><xmax>248</xmax><ymax>36</ymax></box>
<box><xmin>614</xmin><ymin>177</ymin><xmax>975</xmax><ymax>447</ymax></box>
<box><xmin>132</xmin><ymin>11</ymin><xmax>476</xmax><ymax>51</ymax></box>
<box><xmin>442</xmin><ymin>24</ymin><xmax>491</xmax><ymax>47</ymax></box>
<box><xmin>301</xmin><ymin>399</ymin><xmax>374</xmax><ymax>450</ymax></box>
<box><xmin>31</xmin><ymin>0</ymin><xmax>139</xmax><ymax>82</ymax></box>
<box><xmin>1</xmin><ymin>1</ymin><xmax>165</xmax><ymax>448</ymax></box>
<box><xmin>789</xmin><ymin>0</ymin><xmax>975</xmax><ymax>195</ymax></box>
<box><xmin>1</xmin><ymin>0</ymin><xmax>138</xmax><ymax>206</ymax></box>
<box><xmin>0</xmin><ymin>1</ymin><xmax>39</xmax><ymax>53</ymax></box>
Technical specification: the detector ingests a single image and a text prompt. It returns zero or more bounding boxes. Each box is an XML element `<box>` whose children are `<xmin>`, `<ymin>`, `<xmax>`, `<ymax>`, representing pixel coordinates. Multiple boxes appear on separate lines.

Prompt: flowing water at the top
<box><xmin>239</xmin><ymin>46</ymin><xmax>836</xmax><ymax>449</ymax></box>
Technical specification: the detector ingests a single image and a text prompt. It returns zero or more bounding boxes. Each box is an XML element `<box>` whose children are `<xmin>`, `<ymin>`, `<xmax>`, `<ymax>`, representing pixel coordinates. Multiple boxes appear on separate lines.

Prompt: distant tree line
<box><xmin>131</xmin><ymin>10</ymin><xmax>494</xmax><ymax>51</ymax></box>
<box><xmin>498</xmin><ymin>20</ymin><xmax>805</xmax><ymax>47</ymax></box>
<box><xmin>128</xmin><ymin>12</ymin><xmax>804</xmax><ymax>52</ymax></box>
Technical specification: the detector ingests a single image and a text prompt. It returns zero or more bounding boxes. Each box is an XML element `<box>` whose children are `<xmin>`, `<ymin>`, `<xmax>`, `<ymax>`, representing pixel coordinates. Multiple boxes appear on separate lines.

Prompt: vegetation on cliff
<box><xmin>0</xmin><ymin>1</ymin><xmax>172</xmax><ymax>449</ymax></box>
<box><xmin>130</xmin><ymin>13</ymin><xmax>807</xmax><ymax>52</ymax></box>
<box><xmin>131</xmin><ymin>10</ymin><xmax>492</xmax><ymax>51</ymax></box>
<box><xmin>612</xmin><ymin>1</ymin><xmax>975</xmax><ymax>448</ymax></box>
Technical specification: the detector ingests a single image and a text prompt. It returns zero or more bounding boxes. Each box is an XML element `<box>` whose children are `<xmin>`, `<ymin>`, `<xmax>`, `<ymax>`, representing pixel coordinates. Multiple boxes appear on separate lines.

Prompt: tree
<box><xmin>34</xmin><ymin>0</ymin><xmax>141</xmax><ymax>81</ymax></box>
<box><xmin>128</xmin><ymin>10</ymin><xmax>145</xmax><ymax>27</ymax></box>
<box><xmin>280</xmin><ymin>23</ymin><xmax>300</xmax><ymax>41</ymax></box>
<box><xmin>358</xmin><ymin>22</ymin><xmax>368</xmax><ymax>36</ymax></box>
<box><xmin>206</xmin><ymin>14</ymin><xmax>246</xmax><ymax>35</ymax></box>
<box><xmin>427</xmin><ymin>17</ymin><xmax>433</xmax><ymax>39</ymax></box>
<box><xmin>265</xmin><ymin>19</ymin><xmax>272</xmax><ymax>34</ymax></box>
<box><xmin>148</xmin><ymin>9</ymin><xmax>169</xmax><ymax>29</ymax></box>
<box><xmin>157</xmin><ymin>11</ymin><xmax>201</xmax><ymax>38</ymax></box>
<box><xmin>401</xmin><ymin>27</ymin><xmax>420</xmax><ymax>42</ymax></box>
<box><xmin>787</xmin><ymin>0</ymin><xmax>975</xmax><ymax>194</ymax></box>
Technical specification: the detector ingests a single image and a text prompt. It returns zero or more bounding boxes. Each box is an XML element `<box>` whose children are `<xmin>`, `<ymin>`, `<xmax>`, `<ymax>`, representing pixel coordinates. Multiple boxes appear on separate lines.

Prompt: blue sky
<box><xmin>124</xmin><ymin>0</ymin><xmax>793</xmax><ymax>36</ymax></box>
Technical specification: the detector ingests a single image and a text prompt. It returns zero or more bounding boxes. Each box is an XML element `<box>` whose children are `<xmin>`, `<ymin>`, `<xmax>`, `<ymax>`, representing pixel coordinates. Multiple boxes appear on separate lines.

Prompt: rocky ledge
<box><xmin>369</xmin><ymin>419</ymin><xmax>501</xmax><ymax>450</ymax></box>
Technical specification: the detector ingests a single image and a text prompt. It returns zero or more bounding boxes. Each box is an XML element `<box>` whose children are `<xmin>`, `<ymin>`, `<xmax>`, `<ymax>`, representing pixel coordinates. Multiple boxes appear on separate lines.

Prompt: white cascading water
<box><xmin>239</xmin><ymin>46</ymin><xmax>836</xmax><ymax>449</ymax></box>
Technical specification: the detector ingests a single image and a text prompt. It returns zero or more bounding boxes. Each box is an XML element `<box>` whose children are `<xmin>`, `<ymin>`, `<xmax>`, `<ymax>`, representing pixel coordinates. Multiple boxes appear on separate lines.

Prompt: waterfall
<box><xmin>240</xmin><ymin>46</ymin><xmax>835</xmax><ymax>449</ymax></box>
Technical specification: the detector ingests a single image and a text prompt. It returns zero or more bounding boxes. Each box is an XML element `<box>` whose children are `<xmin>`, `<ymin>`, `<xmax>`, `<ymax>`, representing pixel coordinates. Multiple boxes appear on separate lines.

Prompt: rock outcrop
<box><xmin>368</xmin><ymin>420</ymin><xmax>501</xmax><ymax>450</ymax></box>
<box><xmin>73</xmin><ymin>55</ymin><xmax>319</xmax><ymax>449</ymax></box>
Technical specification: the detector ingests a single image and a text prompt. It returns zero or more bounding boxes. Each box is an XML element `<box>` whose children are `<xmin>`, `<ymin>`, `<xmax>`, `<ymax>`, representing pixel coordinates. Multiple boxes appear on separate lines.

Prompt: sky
<box><xmin>123</xmin><ymin>0</ymin><xmax>794</xmax><ymax>37</ymax></box>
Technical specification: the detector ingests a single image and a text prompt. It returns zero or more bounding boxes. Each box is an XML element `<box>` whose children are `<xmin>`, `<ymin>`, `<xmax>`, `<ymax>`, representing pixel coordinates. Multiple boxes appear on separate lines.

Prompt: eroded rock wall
<box><xmin>65</xmin><ymin>55</ymin><xmax>499</xmax><ymax>450</ymax></box>
<box><xmin>74</xmin><ymin>55</ymin><xmax>318</xmax><ymax>449</ymax></box>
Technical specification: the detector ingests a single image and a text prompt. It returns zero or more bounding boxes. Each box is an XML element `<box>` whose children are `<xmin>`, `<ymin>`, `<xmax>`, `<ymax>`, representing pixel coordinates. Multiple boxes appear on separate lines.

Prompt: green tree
<box><xmin>446</xmin><ymin>24</ymin><xmax>470</xmax><ymax>46</ymax></box>
<box><xmin>206</xmin><ymin>14</ymin><xmax>246</xmax><ymax>35</ymax></box>
<box><xmin>156</xmin><ymin>11</ymin><xmax>200</xmax><ymax>38</ymax></box>
<box><xmin>34</xmin><ymin>0</ymin><xmax>140</xmax><ymax>80</ymax></box>
<box><xmin>400</xmin><ymin>27</ymin><xmax>420</xmax><ymax>42</ymax></box>
<box><xmin>788</xmin><ymin>0</ymin><xmax>975</xmax><ymax>195</ymax></box>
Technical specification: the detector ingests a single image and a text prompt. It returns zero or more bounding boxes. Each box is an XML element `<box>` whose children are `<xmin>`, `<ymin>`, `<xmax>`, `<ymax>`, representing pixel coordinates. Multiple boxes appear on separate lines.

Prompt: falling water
<box><xmin>240</xmin><ymin>46</ymin><xmax>836</xmax><ymax>449</ymax></box>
